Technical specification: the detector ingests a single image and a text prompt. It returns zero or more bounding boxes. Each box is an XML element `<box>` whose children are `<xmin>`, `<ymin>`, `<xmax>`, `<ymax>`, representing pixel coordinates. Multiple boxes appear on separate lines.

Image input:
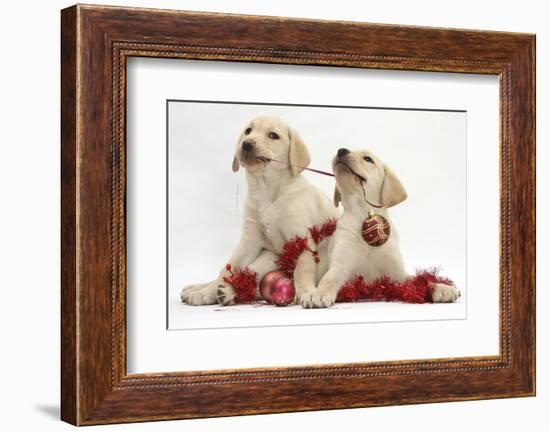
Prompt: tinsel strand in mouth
<box><xmin>258</xmin><ymin>157</ymin><xmax>383</xmax><ymax>208</ymax></box>
<box><xmin>260</xmin><ymin>157</ymin><xmax>334</xmax><ymax>177</ymax></box>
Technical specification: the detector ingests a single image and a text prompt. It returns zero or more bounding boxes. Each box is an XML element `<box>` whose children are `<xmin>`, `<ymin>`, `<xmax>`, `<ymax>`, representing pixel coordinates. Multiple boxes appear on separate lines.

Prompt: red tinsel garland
<box><xmin>222</xmin><ymin>264</ymin><xmax>258</xmax><ymax>303</ymax></box>
<box><xmin>274</xmin><ymin>218</ymin><xmax>337</xmax><ymax>278</ymax></box>
<box><xmin>223</xmin><ymin>219</ymin><xmax>456</xmax><ymax>306</ymax></box>
<box><xmin>336</xmin><ymin>268</ymin><xmax>453</xmax><ymax>304</ymax></box>
<box><xmin>224</xmin><ymin>220</ymin><xmax>337</xmax><ymax>299</ymax></box>
<box><xmin>309</xmin><ymin>218</ymin><xmax>337</xmax><ymax>244</ymax></box>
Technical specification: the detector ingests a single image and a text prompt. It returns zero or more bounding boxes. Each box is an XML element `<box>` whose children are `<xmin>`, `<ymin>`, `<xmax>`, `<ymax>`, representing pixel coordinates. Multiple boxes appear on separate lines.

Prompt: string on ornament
<box><xmin>263</xmin><ymin>156</ymin><xmax>384</xmax><ymax>209</ymax></box>
<box><xmin>260</xmin><ymin>157</ymin><xmax>336</xmax><ymax>178</ymax></box>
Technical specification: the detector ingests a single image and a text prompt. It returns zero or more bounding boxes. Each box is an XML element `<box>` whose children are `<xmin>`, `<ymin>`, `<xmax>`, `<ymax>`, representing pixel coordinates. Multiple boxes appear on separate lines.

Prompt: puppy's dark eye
<box><xmin>268</xmin><ymin>132</ymin><xmax>280</xmax><ymax>140</ymax></box>
<box><xmin>363</xmin><ymin>156</ymin><xmax>374</xmax><ymax>164</ymax></box>
<box><xmin>245</xmin><ymin>127</ymin><xmax>252</xmax><ymax>135</ymax></box>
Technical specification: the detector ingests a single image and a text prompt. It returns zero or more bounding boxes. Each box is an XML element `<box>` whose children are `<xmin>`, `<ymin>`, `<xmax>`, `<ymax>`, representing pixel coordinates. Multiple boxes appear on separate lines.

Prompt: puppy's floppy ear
<box><xmin>232</xmin><ymin>131</ymin><xmax>242</xmax><ymax>172</ymax></box>
<box><xmin>333</xmin><ymin>187</ymin><xmax>342</xmax><ymax>207</ymax></box>
<box><xmin>380</xmin><ymin>164</ymin><xmax>407</xmax><ymax>208</ymax></box>
<box><xmin>232</xmin><ymin>155</ymin><xmax>240</xmax><ymax>173</ymax></box>
<box><xmin>288</xmin><ymin>127</ymin><xmax>311</xmax><ymax>176</ymax></box>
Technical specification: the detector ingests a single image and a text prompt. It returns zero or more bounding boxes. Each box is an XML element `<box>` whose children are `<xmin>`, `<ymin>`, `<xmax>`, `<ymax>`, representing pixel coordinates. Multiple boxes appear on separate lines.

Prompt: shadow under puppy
<box><xmin>300</xmin><ymin>147</ymin><xmax>460</xmax><ymax>308</ymax></box>
<box><xmin>180</xmin><ymin>116</ymin><xmax>338</xmax><ymax>306</ymax></box>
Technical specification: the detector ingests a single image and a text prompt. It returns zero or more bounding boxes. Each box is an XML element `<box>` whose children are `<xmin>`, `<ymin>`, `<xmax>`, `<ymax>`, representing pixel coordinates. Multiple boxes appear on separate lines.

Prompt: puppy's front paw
<box><xmin>180</xmin><ymin>283</ymin><xmax>206</xmax><ymax>302</ymax></box>
<box><xmin>431</xmin><ymin>283</ymin><xmax>460</xmax><ymax>303</ymax></box>
<box><xmin>300</xmin><ymin>288</ymin><xmax>337</xmax><ymax>309</ymax></box>
<box><xmin>216</xmin><ymin>283</ymin><xmax>237</xmax><ymax>306</ymax></box>
<box><xmin>184</xmin><ymin>283</ymin><xmax>218</xmax><ymax>305</ymax></box>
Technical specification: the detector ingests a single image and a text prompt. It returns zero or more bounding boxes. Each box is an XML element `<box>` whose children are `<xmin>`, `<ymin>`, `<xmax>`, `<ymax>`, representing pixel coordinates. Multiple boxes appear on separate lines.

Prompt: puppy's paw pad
<box><xmin>431</xmin><ymin>283</ymin><xmax>460</xmax><ymax>303</ymax></box>
<box><xmin>216</xmin><ymin>284</ymin><xmax>236</xmax><ymax>306</ymax></box>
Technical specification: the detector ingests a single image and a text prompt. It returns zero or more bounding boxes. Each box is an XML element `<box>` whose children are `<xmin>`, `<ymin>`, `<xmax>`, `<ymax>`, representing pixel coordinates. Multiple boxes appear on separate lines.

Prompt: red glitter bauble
<box><xmin>259</xmin><ymin>270</ymin><xmax>285</xmax><ymax>303</ymax></box>
<box><xmin>362</xmin><ymin>213</ymin><xmax>390</xmax><ymax>247</ymax></box>
<box><xmin>270</xmin><ymin>277</ymin><xmax>296</xmax><ymax>306</ymax></box>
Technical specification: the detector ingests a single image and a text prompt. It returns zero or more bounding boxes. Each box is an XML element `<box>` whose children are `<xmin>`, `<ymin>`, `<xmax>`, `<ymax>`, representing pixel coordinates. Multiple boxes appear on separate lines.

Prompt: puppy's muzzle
<box><xmin>242</xmin><ymin>139</ymin><xmax>255</xmax><ymax>154</ymax></box>
<box><xmin>337</xmin><ymin>147</ymin><xmax>350</xmax><ymax>158</ymax></box>
<box><xmin>334</xmin><ymin>148</ymin><xmax>366</xmax><ymax>182</ymax></box>
<box><xmin>335</xmin><ymin>148</ymin><xmax>350</xmax><ymax>164</ymax></box>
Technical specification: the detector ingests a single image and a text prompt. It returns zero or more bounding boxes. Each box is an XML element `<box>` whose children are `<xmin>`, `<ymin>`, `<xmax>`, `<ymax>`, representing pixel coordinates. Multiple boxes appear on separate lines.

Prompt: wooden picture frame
<box><xmin>61</xmin><ymin>4</ymin><xmax>535</xmax><ymax>425</ymax></box>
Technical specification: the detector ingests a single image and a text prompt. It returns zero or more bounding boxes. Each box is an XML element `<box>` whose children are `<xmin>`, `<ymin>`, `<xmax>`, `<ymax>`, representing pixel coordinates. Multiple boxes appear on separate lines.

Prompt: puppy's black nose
<box><xmin>337</xmin><ymin>148</ymin><xmax>350</xmax><ymax>158</ymax></box>
<box><xmin>242</xmin><ymin>140</ymin><xmax>255</xmax><ymax>152</ymax></box>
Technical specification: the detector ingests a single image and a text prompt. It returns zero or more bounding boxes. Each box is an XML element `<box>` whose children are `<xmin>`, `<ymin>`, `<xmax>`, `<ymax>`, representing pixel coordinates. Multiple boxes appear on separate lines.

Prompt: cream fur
<box><xmin>180</xmin><ymin>116</ymin><xmax>338</xmax><ymax>306</ymax></box>
<box><xmin>300</xmin><ymin>148</ymin><xmax>460</xmax><ymax>308</ymax></box>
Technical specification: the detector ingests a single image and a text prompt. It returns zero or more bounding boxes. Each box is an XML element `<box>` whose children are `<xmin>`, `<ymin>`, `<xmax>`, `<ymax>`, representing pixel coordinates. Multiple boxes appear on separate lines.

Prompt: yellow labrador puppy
<box><xmin>181</xmin><ymin>116</ymin><xmax>338</xmax><ymax>305</ymax></box>
<box><xmin>300</xmin><ymin>147</ymin><xmax>460</xmax><ymax>308</ymax></box>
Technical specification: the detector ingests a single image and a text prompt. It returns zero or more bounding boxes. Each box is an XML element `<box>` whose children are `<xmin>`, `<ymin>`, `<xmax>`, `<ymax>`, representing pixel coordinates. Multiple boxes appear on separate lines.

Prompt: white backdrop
<box><xmin>167</xmin><ymin>100</ymin><xmax>468</xmax><ymax>329</ymax></box>
<box><xmin>1</xmin><ymin>1</ymin><xmax>547</xmax><ymax>430</ymax></box>
<box><xmin>127</xmin><ymin>58</ymin><xmax>498</xmax><ymax>373</ymax></box>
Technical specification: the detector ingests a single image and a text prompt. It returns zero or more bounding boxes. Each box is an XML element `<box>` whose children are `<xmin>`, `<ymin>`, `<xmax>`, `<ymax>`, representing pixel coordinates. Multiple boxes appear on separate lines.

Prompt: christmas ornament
<box><xmin>259</xmin><ymin>270</ymin><xmax>285</xmax><ymax>303</ymax></box>
<box><xmin>270</xmin><ymin>277</ymin><xmax>296</xmax><ymax>306</ymax></box>
<box><xmin>362</xmin><ymin>211</ymin><xmax>390</xmax><ymax>247</ymax></box>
